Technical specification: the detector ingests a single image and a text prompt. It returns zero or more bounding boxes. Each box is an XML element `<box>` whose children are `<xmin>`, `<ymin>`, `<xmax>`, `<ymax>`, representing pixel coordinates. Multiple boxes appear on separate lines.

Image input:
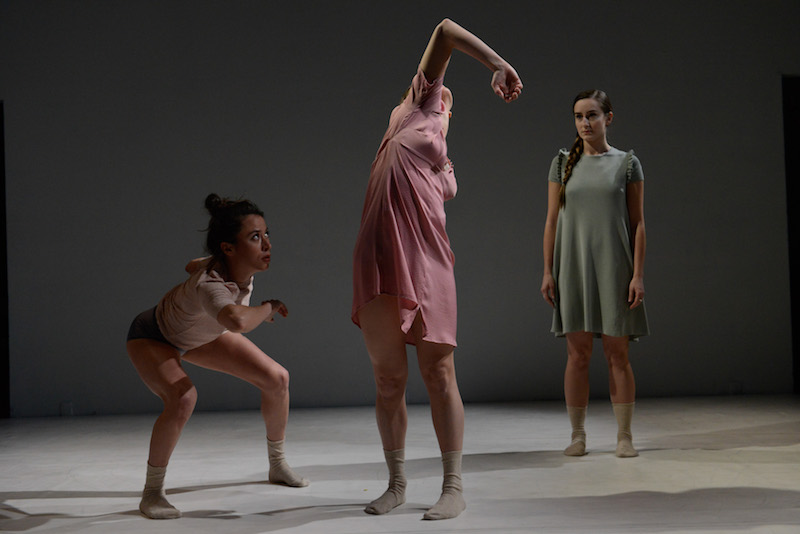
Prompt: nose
<box><xmin>262</xmin><ymin>236</ymin><xmax>271</xmax><ymax>251</ymax></box>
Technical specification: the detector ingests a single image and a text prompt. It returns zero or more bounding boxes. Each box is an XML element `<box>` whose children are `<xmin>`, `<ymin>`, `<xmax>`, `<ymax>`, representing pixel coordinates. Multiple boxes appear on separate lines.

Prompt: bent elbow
<box><xmin>436</xmin><ymin>18</ymin><xmax>456</xmax><ymax>38</ymax></box>
<box><xmin>218</xmin><ymin>307</ymin><xmax>247</xmax><ymax>333</ymax></box>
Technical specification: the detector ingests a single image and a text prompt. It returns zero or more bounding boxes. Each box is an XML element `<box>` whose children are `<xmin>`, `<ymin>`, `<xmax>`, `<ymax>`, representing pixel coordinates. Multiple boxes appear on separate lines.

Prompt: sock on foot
<box><xmin>365</xmin><ymin>448</ymin><xmax>406</xmax><ymax>515</ymax></box>
<box><xmin>139</xmin><ymin>463</ymin><xmax>181</xmax><ymax>519</ymax></box>
<box><xmin>564</xmin><ymin>405</ymin><xmax>587</xmax><ymax>456</ymax></box>
<box><xmin>423</xmin><ymin>450</ymin><xmax>466</xmax><ymax>520</ymax></box>
<box><xmin>612</xmin><ymin>403</ymin><xmax>639</xmax><ymax>458</ymax></box>
<box><xmin>268</xmin><ymin>438</ymin><xmax>309</xmax><ymax>487</ymax></box>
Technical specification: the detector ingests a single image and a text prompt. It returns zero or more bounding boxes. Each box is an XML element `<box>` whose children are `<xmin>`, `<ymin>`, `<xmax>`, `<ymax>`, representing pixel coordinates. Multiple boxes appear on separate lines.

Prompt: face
<box><xmin>222</xmin><ymin>214</ymin><xmax>272</xmax><ymax>273</ymax></box>
<box><xmin>573</xmin><ymin>98</ymin><xmax>612</xmax><ymax>143</ymax></box>
<box><xmin>440</xmin><ymin>86</ymin><xmax>453</xmax><ymax>137</ymax></box>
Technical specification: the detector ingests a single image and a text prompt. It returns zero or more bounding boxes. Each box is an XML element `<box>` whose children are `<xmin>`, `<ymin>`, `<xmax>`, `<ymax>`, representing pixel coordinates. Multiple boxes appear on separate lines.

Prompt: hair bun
<box><xmin>204</xmin><ymin>193</ymin><xmax>225</xmax><ymax>214</ymax></box>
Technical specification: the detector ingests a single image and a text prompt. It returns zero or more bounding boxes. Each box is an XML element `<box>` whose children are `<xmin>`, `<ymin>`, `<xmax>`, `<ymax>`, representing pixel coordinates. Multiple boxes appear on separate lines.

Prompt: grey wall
<box><xmin>1</xmin><ymin>1</ymin><xmax>798</xmax><ymax>416</ymax></box>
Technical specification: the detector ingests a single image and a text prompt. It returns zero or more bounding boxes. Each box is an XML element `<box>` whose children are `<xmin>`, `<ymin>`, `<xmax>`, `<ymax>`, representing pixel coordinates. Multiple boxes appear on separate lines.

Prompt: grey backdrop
<box><xmin>1</xmin><ymin>1</ymin><xmax>797</xmax><ymax>417</ymax></box>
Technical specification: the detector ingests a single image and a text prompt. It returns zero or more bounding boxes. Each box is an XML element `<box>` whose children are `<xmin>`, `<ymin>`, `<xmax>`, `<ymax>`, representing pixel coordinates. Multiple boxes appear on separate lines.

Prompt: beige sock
<box><xmin>364</xmin><ymin>448</ymin><xmax>407</xmax><ymax>515</ymax></box>
<box><xmin>564</xmin><ymin>405</ymin><xmax>587</xmax><ymax>456</ymax></box>
<box><xmin>423</xmin><ymin>450</ymin><xmax>466</xmax><ymax>520</ymax></box>
<box><xmin>267</xmin><ymin>438</ymin><xmax>309</xmax><ymax>487</ymax></box>
<box><xmin>139</xmin><ymin>463</ymin><xmax>181</xmax><ymax>519</ymax></box>
<box><xmin>613</xmin><ymin>402</ymin><xmax>639</xmax><ymax>458</ymax></box>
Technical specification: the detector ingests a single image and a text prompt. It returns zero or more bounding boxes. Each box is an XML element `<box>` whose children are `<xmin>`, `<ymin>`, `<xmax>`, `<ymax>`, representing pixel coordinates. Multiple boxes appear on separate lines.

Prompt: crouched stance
<box><xmin>127</xmin><ymin>194</ymin><xmax>307</xmax><ymax>519</ymax></box>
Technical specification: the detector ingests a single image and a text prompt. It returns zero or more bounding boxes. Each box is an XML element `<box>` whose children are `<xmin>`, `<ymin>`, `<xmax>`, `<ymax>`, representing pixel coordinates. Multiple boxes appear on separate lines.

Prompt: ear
<box><xmin>221</xmin><ymin>242</ymin><xmax>235</xmax><ymax>257</ymax></box>
<box><xmin>606</xmin><ymin>111</ymin><xmax>614</xmax><ymax>126</ymax></box>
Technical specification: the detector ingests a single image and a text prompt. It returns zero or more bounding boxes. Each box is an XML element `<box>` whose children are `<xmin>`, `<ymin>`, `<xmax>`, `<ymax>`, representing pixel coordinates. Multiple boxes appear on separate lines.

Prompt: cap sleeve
<box><xmin>409</xmin><ymin>66</ymin><xmax>444</xmax><ymax>114</ymax></box>
<box><xmin>196</xmin><ymin>269</ymin><xmax>241</xmax><ymax>319</ymax></box>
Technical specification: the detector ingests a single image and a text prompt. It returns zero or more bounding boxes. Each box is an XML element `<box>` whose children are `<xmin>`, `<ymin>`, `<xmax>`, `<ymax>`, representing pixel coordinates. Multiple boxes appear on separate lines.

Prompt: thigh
<box><xmin>358</xmin><ymin>295</ymin><xmax>409</xmax><ymax>375</ymax></box>
<box><xmin>182</xmin><ymin>333</ymin><xmax>286</xmax><ymax>387</ymax></box>
<box><xmin>127</xmin><ymin>339</ymin><xmax>193</xmax><ymax>399</ymax></box>
<box><xmin>412</xmin><ymin>315</ymin><xmax>455</xmax><ymax>377</ymax></box>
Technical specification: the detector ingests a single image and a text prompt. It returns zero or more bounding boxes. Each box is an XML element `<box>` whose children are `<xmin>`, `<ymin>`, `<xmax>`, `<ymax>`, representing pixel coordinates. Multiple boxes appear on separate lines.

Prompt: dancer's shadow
<box><xmin>491</xmin><ymin>486</ymin><xmax>800</xmax><ymax>532</ymax></box>
<box><xmin>645</xmin><ymin>420</ymin><xmax>800</xmax><ymax>451</ymax></box>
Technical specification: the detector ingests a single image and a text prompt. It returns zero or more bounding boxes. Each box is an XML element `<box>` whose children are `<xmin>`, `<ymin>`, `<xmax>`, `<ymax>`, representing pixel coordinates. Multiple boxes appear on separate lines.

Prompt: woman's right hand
<box><xmin>541</xmin><ymin>274</ymin><xmax>556</xmax><ymax>308</ymax></box>
<box><xmin>491</xmin><ymin>64</ymin><xmax>523</xmax><ymax>102</ymax></box>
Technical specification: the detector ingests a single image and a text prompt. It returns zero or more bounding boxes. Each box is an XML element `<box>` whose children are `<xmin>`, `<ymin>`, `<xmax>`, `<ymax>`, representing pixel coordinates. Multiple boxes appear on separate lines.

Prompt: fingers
<box><xmin>541</xmin><ymin>281</ymin><xmax>556</xmax><ymax>308</ymax></box>
<box><xmin>491</xmin><ymin>67</ymin><xmax>522</xmax><ymax>102</ymax></box>
<box><xmin>628</xmin><ymin>287</ymin><xmax>644</xmax><ymax>310</ymax></box>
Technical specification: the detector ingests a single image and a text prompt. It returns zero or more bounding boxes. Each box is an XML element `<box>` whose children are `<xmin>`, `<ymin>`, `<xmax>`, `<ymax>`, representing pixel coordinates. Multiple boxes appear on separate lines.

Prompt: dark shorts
<box><xmin>127</xmin><ymin>307</ymin><xmax>184</xmax><ymax>352</ymax></box>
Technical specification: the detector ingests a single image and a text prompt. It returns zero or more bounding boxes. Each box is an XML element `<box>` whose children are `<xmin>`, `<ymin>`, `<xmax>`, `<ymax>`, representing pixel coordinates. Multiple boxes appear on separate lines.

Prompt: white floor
<box><xmin>1</xmin><ymin>395</ymin><xmax>799</xmax><ymax>534</ymax></box>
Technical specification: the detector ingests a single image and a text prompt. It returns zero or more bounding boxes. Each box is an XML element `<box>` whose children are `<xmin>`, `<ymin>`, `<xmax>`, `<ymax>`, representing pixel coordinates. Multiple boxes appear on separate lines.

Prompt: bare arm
<box><xmin>540</xmin><ymin>181</ymin><xmax>562</xmax><ymax>307</ymax></box>
<box><xmin>216</xmin><ymin>299</ymin><xmax>289</xmax><ymax>333</ymax></box>
<box><xmin>626</xmin><ymin>181</ymin><xmax>646</xmax><ymax>309</ymax></box>
<box><xmin>419</xmin><ymin>18</ymin><xmax>522</xmax><ymax>102</ymax></box>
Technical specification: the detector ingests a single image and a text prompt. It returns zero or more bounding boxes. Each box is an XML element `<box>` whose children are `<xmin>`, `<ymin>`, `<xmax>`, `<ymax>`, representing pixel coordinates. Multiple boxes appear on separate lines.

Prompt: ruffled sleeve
<box><xmin>626</xmin><ymin>150</ymin><xmax>644</xmax><ymax>183</ymax></box>
<box><xmin>548</xmin><ymin>148</ymin><xmax>569</xmax><ymax>184</ymax></box>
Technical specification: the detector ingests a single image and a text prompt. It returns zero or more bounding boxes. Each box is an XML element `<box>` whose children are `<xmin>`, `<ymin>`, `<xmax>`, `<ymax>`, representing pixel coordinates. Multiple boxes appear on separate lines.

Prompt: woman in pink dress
<box><xmin>352</xmin><ymin>19</ymin><xmax>522</xmax><ymax>520</ymax></box>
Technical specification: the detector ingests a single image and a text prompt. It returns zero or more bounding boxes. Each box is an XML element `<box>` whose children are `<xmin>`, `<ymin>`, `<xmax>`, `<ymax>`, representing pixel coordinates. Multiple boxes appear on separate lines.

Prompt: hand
<box><xmin>491</xmin><ymin>64</ymin><xmax>523</xmax><ymax>103</ymax></box>
<box><xmin>628</xmin><ymin>277</ymin><xmax>645</xmax><ymax>309</ymax></box>
<box><xmin>185</xmin><ymin>256</ymin><xmax>209</xmax><ymax>274</ymax></box>
<box><xmin>263</xmin><ymin>299</ymin><xmax>289</xmax><ymax>322</ymax></box>
<box><xmin>541</xmin><ymin>274</ymin><xmax>556</xmax><ymax>308</ymax></box>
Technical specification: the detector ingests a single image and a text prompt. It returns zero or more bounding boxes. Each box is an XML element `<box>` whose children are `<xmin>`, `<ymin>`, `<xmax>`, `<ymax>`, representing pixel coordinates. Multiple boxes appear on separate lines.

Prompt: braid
<box><xmin>559</xmin><ymin>135</ymin><xmax>583</xmax><ymax>208</ymax></box>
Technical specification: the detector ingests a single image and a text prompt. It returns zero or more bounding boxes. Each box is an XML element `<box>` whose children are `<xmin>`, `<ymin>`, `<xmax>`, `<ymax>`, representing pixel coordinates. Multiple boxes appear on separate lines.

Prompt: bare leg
<box><xmin>414</xmin><ymin>333</ymin><xmax>463</xmax><ymax>452</ymax></box>
<box><xmin>414</xmin><ymin>318</ymin><xmax>465</xmax><ymax>520</ymax></box>
<box><xmin>564</xmin><ymin>332</ymin><xmax>593</xmax><ymax>407</ymax></box>
<box><xmin>127</xmin><ymin>339</ymin><xmax>196</xmax><ymax>519</ymax></box>
<box><xmin>601</xmin><ymin>335</ymin><xmax>636</xmax><ymax>404</ymax></box>
<box><xmin>183</xmin><ymin>333</ymin><xmax>307</xmax><ymax>485</ymax></box>
<box><xmin>359</xmin><ymin>296</ymin><xmax>410</xmax><ymax>451</ymax></box>
<box><xmin>358</xmin><ymin>295</ymin><xmax>410</xmax><ymax>514</ymax></box>
<box><xmin>564</xmin><ymin>332</ymin><xmax>593</xmax><ymax>456</ymax></box>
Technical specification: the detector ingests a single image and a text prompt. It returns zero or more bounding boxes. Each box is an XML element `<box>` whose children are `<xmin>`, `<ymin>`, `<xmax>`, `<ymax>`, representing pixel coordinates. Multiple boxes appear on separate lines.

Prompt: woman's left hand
<box><xmin>263</xmin><ymin>299</ymin><xmax>289</xmax><ymax>322</ymax></box>
<box><xmin>491</xmin><ymin>64</ymin><xmax>523</xmax><ymax>102</ymax></box>
<box><xmin>628</xmin><ymin>277</ymin><xmax>645</xmax><ymax>309</ymax></box>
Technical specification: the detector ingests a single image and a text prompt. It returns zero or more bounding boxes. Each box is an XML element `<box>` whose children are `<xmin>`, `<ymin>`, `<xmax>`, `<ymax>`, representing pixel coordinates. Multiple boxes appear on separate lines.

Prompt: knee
<box><xmin>163</xmin><ymin>380</ymin><xmax>197</xmax><ymax>422</ymax></box>
<box><xmin>420</xmin><ymin>362</ymin><xmax>455</xmax><ymax>398</ymax></box>
<box><xmin>374</xmin><ymin>372</ymin><xmax>407</xmax><ymax>402</ymax></box>
<box><xmin>605</xmin><ymin>350</ymin><xmax>630</xmax><ymax>370</ymax></box>
<box><xmin>262</xmin><ymin>366</ymin><xmax>290</xmax><ymax>397</ymax></box>
<box><xmin>567</xmin><ymin>352</ymin><xmax>591</xmax><ymax>372</ymax></box>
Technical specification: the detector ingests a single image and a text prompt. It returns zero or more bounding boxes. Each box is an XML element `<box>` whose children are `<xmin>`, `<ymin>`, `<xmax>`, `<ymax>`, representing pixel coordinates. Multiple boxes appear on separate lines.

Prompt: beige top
<box><xmin>156</xmin><ymin>261</ymin><xmax>253</xmax><ymax>350</ymax></box>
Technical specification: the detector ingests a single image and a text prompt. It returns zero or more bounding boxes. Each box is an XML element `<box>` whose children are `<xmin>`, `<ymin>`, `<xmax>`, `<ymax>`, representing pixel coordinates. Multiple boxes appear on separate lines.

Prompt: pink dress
<box><xmin>352</xmin><ymin>68</ymin><xmax>458</xmax><ymax>346</ymax></box>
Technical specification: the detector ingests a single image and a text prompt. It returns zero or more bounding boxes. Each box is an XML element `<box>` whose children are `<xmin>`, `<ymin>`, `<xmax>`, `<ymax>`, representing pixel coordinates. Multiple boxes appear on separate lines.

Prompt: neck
<box><xmin>221</xmin><ymin>260</ymin><xmax>253</xmax><ymax>286</ymax></box>
<box><xmin>582</xmin><ymin>139</ymin><xmax>611</xmax><ymax>156</ymax></box>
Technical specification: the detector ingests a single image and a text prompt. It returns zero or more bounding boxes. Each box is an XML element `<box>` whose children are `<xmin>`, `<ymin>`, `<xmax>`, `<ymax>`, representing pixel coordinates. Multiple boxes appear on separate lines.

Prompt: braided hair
<box><xmin>559</xmin><ymin>89</ymin><xmax>613</xmax><ymax>208</ymax></box>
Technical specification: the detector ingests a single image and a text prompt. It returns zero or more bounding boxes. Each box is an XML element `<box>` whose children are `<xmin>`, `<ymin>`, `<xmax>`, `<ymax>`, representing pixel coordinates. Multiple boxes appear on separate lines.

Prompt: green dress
<box><xmin>548</xmin><ymin>147</ymin><xmax>650</xmax><ymax>339</ymax></box>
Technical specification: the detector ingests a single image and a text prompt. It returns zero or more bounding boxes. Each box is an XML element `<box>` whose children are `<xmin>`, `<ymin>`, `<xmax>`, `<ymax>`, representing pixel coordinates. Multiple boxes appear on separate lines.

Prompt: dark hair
<box><xmin>204</xmin><ymin>193</ymin><xmax>264</xmax><ymax>265</ymax></box>
<box><xmin>559</xmin><ymin>89</ymin><xmax>613</xmax><ymax>208</ymax></box>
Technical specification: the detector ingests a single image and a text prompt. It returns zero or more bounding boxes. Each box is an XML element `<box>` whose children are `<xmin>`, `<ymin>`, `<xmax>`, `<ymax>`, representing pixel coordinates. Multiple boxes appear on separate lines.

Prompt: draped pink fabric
<box><xmin>352</xmin><ymin>68</ymin><xmax>458</xmax><ymax>346</ymax></box>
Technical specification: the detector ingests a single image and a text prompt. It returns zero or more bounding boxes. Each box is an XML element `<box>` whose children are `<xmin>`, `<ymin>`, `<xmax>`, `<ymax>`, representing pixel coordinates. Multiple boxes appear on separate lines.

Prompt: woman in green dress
<box><xmin>541</xmin><ymin>90</ymin><xmax>649</xmax><ymax>458</ymax></box>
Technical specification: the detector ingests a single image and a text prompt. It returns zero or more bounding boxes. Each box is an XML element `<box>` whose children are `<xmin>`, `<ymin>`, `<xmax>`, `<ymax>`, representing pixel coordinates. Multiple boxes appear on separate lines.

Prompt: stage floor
<box><xmin>1</xmin><ymin>395</ymin><xmax>799</xmax><ymax>533</ymax></box>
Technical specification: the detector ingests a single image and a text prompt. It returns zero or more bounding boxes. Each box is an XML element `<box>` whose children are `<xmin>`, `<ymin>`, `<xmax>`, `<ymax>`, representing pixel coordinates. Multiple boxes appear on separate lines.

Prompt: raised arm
<box><xmin>419</xmin><ymin>18</ymin><xmax>522</xmax><ymax>102</ymax></box>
